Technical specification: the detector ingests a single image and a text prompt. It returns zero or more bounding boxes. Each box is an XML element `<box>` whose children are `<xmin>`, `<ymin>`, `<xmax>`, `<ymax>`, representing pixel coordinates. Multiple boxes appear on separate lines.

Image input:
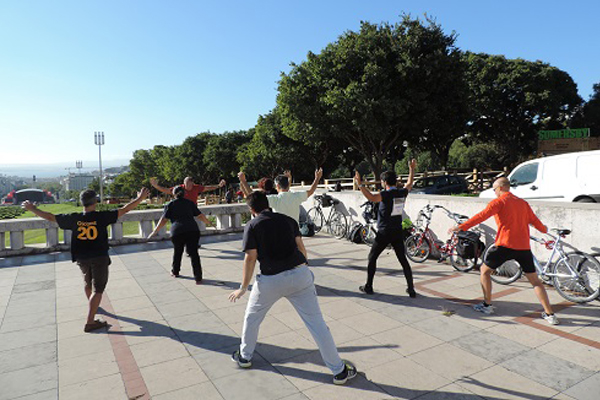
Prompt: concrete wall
<box><xmin>302</xmin><ymin>191</ymin><xmax>600</xmax><ymax>261</ymax></box>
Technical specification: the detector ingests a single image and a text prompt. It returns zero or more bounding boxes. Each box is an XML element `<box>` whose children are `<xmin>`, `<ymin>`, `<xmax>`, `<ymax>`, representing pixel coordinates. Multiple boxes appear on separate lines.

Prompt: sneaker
<box><xmin>359</xmin><ymin>285</ymin><xmax>374</xmax><ymax>295</ymax></box>
<box><xmin>406</xmin><ymin>288</ymin><xmax>417</xmax><ymax>298</ymax></box>
<box><xmin>542</xmin><ymin>312</ymin><xmax>559</xmax><ymax>325</ymax></box>
<box><xmin>170</xmin><ymin>271</ymin><xmax>180</xmax><ymax>278</ymax></box>
<box><xmin>473</xmin><ymin>302</ymin><xmax>494</xmax><ymax>315</ymax></box>
<box><xmin>333</xmin><ymin>361</ymin><xmax>357</xmax><ymax>385</ymax></box>
<box><xmin>231</xmin><ymin>350</ymin><xmax>252</xmax><ymax>368</ymax></box>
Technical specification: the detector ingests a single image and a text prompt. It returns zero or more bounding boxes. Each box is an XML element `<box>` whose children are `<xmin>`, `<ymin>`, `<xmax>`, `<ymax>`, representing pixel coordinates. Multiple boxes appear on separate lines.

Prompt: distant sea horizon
<box><xmin>0</xmin><ymin>159</ymin><xmax>130</xmax><ymax>179</ymax></box>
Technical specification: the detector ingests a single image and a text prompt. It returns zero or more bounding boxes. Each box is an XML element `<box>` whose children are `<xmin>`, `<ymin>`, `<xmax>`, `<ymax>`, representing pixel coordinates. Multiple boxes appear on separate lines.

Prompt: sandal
<box><xmin>84</xmin><ymin>319</ymin><xmax>108</xmax><ymax>333</ymax></box>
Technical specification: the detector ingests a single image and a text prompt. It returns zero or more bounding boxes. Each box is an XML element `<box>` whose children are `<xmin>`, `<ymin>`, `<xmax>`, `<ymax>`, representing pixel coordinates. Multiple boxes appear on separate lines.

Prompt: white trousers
<box><xmin>240</xmin><ymin>265</ymin><xmax>345</xmax><ymax>375</ymax></box>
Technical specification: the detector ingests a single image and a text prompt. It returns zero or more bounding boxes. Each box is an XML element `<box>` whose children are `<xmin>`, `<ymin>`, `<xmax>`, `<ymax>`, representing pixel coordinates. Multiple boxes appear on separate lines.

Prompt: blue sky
<box><xmin>1</xmin><ymin>0</ymin><xmax>598</xmax><ymax>170</ymax></box>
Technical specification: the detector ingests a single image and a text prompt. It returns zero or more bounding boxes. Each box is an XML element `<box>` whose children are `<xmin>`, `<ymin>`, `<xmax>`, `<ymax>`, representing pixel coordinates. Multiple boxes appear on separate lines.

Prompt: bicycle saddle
<box><xmin>552</xmin><ymin>228</ymin><xmax>571</xmax><ymax>236</ymax></box>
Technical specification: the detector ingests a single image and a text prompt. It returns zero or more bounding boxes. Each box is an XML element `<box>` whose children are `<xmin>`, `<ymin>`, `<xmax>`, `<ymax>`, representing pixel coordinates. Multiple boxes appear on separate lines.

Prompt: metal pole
<box><xmin>94</xmin><ymin>132</ymin><xmax>105</xmax><ymax>203</ymax></box>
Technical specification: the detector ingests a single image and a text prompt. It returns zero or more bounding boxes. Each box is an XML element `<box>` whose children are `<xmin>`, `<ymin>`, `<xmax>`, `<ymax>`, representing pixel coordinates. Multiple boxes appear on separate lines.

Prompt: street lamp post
<box><xmin>94</xmin><ymin>132</ymin><xmax>105</xmax><ymax>202</ymax></box>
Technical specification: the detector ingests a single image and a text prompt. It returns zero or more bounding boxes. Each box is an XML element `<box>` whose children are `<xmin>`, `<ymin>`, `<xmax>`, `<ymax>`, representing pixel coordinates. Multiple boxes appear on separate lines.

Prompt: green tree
<box><xmin>463</xmin><ymin>52</ymin><xmax>582</xmax><ymax>166</ymax></box>
<box><xmin>277</xmin><ymin>16</ymin><xmax>467</xmax><ymax>178</ymax></box>
<box><xmin>203</xmin><ymin>131</ymin><xmax>252</xmax><ymax>181</ymax></box>
<box><xmin>573</xmin><ymin>83</ymin><xmax>600</xmax><ymax>137</ymax></box>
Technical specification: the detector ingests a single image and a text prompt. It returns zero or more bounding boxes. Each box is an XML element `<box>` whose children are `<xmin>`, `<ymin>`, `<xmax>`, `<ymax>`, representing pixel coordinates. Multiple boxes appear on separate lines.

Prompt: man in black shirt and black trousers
<box><xmin>228</xmin><ymin>191</ymin><xmax>357</xmax><ymax>385</ymax></box>
<box><xmin>354</xmin><ymin>159</ymin><xmax>417</xmax><ymax>297</ymax></box>
<box><xmin>22</xmin><ymin>188</ymin><xmax>149</xmax><ymax>332</ymax></box>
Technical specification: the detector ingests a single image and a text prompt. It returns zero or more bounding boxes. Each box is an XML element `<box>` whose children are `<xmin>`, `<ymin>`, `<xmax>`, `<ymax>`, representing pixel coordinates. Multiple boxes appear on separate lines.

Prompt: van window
<box><xmin>542</xmin><ymin>158</ymin><xmax>572</xmax><ymax>183</ymax></box>
<box><xmin>510</xmin><ymin>163</ymin><xmax>538</xmax><ymax>186</ymax></box>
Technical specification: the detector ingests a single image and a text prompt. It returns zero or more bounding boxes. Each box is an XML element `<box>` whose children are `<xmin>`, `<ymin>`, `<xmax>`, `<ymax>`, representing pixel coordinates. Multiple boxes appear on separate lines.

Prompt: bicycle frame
<box><xmin>531</xmin><ymin>234</ymin><xmax>580</xmax><ymax>280</ymax></box>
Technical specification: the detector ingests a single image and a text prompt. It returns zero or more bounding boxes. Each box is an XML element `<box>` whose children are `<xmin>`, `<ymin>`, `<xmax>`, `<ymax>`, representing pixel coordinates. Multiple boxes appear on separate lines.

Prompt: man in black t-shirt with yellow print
<box><xmin>23</xmin><ymin>188</ymin><xmax>148</xmax><ymax>332</ymax></box>
<box><xmin>354</xmin><ymin>159</ymin><xmax>417</xmax><ymax>297</ymax></box>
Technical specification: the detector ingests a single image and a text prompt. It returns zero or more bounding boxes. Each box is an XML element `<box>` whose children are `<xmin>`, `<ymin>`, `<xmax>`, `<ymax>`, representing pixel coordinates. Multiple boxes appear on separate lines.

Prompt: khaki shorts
<box><xmin>77</xmin><ymin>256</ymin><xmax>111</xmax><ymax>293</ymax></box>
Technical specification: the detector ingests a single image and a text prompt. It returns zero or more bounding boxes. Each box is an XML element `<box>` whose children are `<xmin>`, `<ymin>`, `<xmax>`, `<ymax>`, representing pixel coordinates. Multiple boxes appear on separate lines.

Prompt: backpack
<box><xmin>299</xmin><ymin>222</ymin><xmax>315</xmax><ymax>237</ymax></box>
<box><xmin>456</xmin><ymin>231</ymin><xmax>484</xmax><ymax>260</ymax></box>
<box><xmin>347</xmin><ymin>222</ymin><xmax>364</xmax><ymax>244</ymax></box>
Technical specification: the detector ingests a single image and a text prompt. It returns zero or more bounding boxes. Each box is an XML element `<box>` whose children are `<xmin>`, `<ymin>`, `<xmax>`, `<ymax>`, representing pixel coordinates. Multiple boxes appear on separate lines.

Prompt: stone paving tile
<box><xmin>455</xmin><ymin>365</ymin><xmax>558</xmax><ymax>400</ymax></box>
<box><xmin>410</xmin><ymin>343</ymin><xmax>494</xmax><ymax>382</ymax></box>
<box><xmin>365</xmin><ymin>357</ymin><xmax>452</xmax><ymax>399</ymax></box>
<box><xmin>536</xmin><ymin>337</ymin><xmax>600</xmax><ymax>371</ymax></box>
<box><xmin>412</xmin><ymin>314</ymin><xmax>482</xmax><ymax>342</ymax></box>
<box><xmin>129</xmin><ymin>337</ymin><xmax>190</xmax><ymax>368</ymax></box>
<box><xmin>228</xmin><ymin>314</ymin><xmax>292</xmax><ymax>339</ymax></box>
<box><xmin>337</xmin><ymin>309</ymin><xmax>403</xmax><ymax>336</ymax></box>
<box><xmin>14</xmin><ymin>389</ymin><xmax>59</xmax><ymax>400</ymax></box>
<box><xmin>190</xmin><ymin>345</ymin><xmax>265</xmax><ymax>381</ymax></box>
<box><xmin>485</xmin><ymin>320</ymin><xmax>558</xmax><ymax>348</ymax></box>
<box><xmin>302</xmin><ymin>373</ymin><xmax>392</xmax><ymax>400</ymax></box>
<box><xmin>271</xmin><ymin>350</ymin><xmax>334</xmax><ymax>391</ymax></box>
<box><xmin>58</xmin><ymin>332</ymin><xmax>113</xmax><ymax>360</ymax></box>
<box><xmin>451</xmin><ymin>330</ymin><xmax>531</xmax><ymax>363</ymax></box>
<box><xmin>337</xmin><ymin>336</ymin><xmax>403</xmax><ymax>371</ymax></box>
<box><xmin>12</xmin><ymin>280</ymin><xmax>55</xmax><ymax>294</ymax></box>
<box><xmin>58</xmin><ymin>372</ymin><xmax>127</xmax><ymax>400</ymax></box>
<box><xmin>212</xmin><ymin>366</ymin><xmax>300</xmax><ymax>400</ymax></box>
<box><xmin>0</xmin><ymin>362</ymin><xmax>57</xmax><ymax>400</ymax></box>
<box><xmin>416</xmin><ymin>383</ymin><xmax>484</xmax><ymax>400</ymax></box>
<box><xmin>377</xmin><ymin>302</ymin><xmax>441</xmax><ymax>325</ymax></box>
<box><xmin>0</xmin><ymin>323</ymin><xmax>57</xmax><ymax>352</ymax></box>
<box><xmin>140</xmin><ymin>356</ymin><xmax>209</xmax><ymax>396</ymax></box>
<box><xmin>152</xmin><ymin>381</ymin><xmax>225</xmax><ymax>400</ymax></box>
<box><xmin>563</xmin><ymin>372</ymin><xmax>600</xmax><ymax>400</ymax></box>
<box><xmin>500</xmin><ymin>349</ymin><xmax>594</xmax><ymax>392</ymax></box>
<box><xmin>0</xmin><ymin>341</ymin><xmax>56</xmax><ymax>374</ymax></box>
<box><xmin>370</xmin><ymin>325</ymin><xmax>444</xmax><ymax>356</ymax></box>
<box><xmin>0</xmin><ymin>309</ymin><xmax>56</xmax><ymax>333</ymax></box>
<box><xmin>58</xmin><ymin>346</ymin><xmax>120</xmax><ymax>387</ymax></box>
<box><xmin>255</xmin><ymin>330</ymin><xmax>318</xmax><ymax>364</ymax></box>
<box><xmin>118</xmin><ymin>318</ymin><xmax>178</xmax><ymax>346</ymax></box>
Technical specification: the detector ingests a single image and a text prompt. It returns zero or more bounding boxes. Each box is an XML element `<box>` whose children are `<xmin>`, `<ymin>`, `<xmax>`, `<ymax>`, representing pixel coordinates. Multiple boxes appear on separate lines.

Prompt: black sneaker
<box><xmin>406</xmin><ymin>288</ymin><xmax>417</xmax><ymax>298</ymax></box>
<box><xmin>359</xmin><ymin>285</ymin><xmax>374</xmax><ymax>295</ymax></box>
<box><xmin>231</xmin><ymin>350</ymin><xmax>252</xmax><ymax>368</ymax></box>
<box><xmin>333</xmin><ymin>361</ymin><xmax>357</xmax><ymax>385</ymax></box>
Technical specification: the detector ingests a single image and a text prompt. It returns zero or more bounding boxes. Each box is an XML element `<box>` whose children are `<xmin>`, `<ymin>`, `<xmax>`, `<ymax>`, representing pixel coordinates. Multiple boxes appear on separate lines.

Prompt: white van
<box><xmin>479</xmin><ymin>150</ymin><xmax>600</xmax><ymax>202</ymax></box>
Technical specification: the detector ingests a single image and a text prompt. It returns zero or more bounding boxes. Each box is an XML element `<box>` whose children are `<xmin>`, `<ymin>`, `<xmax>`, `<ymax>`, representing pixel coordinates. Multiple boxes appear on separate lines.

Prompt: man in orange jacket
<box><xmin>451</xmin><ymin>177</ymin><xmax>559</xmax><ymax>325</ymax></box>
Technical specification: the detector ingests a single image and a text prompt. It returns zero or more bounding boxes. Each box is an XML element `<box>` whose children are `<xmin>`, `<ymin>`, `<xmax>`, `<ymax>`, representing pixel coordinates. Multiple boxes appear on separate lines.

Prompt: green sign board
<box><xmin>538</xmin><ymin>128</ymin><xmax>590</xmax><ymax>141</ymax></box>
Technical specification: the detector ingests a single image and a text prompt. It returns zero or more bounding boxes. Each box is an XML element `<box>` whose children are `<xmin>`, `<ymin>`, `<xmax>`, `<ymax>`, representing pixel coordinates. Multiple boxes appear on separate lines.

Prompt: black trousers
<box><xmin>171</xmin><ymin>230</ymin><xmax>202</xmax><ymax>281</ymax></box>
<box><xmin>366</xmin><ymin>229</ymin><xmax>414</xmax><ymax>290</ymax></box>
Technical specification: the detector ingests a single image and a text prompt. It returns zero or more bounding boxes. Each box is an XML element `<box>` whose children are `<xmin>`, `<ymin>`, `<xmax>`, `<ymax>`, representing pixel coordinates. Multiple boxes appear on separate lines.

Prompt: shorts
<box><xmin>77</xmin><ymin>256</ymin><xmax>111</xmax><ymax>293</ymax></box>
<box><xmin>484</xmin><ymin>246</ymin><xmax>535</xmax><ymax>274</ymax></box>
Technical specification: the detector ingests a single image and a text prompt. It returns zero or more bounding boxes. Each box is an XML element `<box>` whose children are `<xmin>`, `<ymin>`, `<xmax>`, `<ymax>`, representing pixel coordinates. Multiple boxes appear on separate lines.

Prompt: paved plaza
<box><xmin>1</xmin><ymin>233</ymin><xmax>599</xmax><ymax>400</ymax></box>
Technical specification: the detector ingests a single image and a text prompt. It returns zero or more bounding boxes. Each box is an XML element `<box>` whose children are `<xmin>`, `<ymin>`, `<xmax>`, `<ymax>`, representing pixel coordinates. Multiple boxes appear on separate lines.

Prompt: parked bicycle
<box><xmin>486</xmin><ymin>229</ymin><xmax>600</xmax><ymax>303</ymax></box>
<box><xmin>307</xmin><ymin>194</ymin><xmax>348</xmax><ymax>239</ymax></box>
<box><xmin>359</xmin><ymin>201</ymin><xmax>378</xmax><ymax>246</ymax></box>
<box><xmin>404</xmin><ymin>204</ymin><xmax>483</xmax><ymax>272</ymax></box>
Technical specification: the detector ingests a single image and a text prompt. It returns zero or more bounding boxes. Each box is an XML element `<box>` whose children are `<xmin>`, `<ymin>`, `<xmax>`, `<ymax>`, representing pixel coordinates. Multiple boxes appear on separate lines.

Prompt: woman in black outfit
<box><xmin>148</xmin><ymin>186</ymin><xmax>213</xmax><ymax>284</ymax></box>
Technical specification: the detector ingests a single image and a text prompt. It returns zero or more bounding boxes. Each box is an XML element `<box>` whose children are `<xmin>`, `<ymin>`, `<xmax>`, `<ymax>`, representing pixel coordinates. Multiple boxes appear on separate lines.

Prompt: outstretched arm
<box><xmin>404</xmin><ymin>159</ymin><xmax>417</xmax><ymax>192</ymax></box>
<box><xmin>228</xmin><ymin>250</ymin><xmax>257</xmax><ymax>302</ymax></box>
<box><xmin>149</xmin><ymin>178</ymin><xmax>172</xmax><ymax>196</ymax></box>
<box><xmin>237</xmin><ymin>172</ymin><xmax>252</xmax><ymax>197</ymax></box>
<box><xmin>306</xmin><ymin>168</ymin><xmax>323</xmax><ymax>197</ymax></box>
<box><xmin>196</xmin><ymin>213</ymin><xmax>215</xmax><ymax>228</ymax></box>
<box><xmin>354</xmin><ymin>171</ymin><xmax>382</xmax><ymax>203</ymax></box>
<box><xmin>202</xmin><ymin>179</ymin><xmax>227</xmax><ymax>192</ymax></box>
<box><xmin>22</xmin><ymin>201</ymin><xmax>56</xmax><ymax>223</ymax></box>
<box><xmin>118</xmin><ymin>188</ymin><xmax>149</xmax><ymax>218</ymax></box>
<box><xmin>148</xmin><ymin>216</ymin><xmax>168</xmax><ymax>239</ymax></box>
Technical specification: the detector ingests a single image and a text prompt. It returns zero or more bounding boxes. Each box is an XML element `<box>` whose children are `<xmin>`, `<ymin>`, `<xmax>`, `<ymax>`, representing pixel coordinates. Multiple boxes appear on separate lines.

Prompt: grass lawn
<box><xmin>4</xmin><ymin>203</ymin><xmax>163</xmax><ymax>247</ymax></box>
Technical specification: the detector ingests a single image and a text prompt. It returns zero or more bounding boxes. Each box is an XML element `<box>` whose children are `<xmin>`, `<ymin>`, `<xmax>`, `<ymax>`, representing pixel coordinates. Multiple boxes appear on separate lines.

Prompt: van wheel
<box><xmin>575</xmin><ymin>197</ymin><xmax>595</xmax><ymax>203</ymax></box>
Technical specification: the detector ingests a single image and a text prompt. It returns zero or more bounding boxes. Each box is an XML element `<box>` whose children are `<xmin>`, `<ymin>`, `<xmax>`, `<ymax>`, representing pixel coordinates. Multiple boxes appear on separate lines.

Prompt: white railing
<box><xmin>0</xmin><ymin>204</ymin><xmax>250</xmax><ymax>257</ymax></box>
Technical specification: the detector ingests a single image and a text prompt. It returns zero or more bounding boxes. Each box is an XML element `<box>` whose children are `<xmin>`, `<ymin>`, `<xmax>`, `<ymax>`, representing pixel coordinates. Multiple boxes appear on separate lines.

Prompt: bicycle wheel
<box><xmin>449</xmin><ymin>247</ymin><xmax>476</xmax><ymax>272</ymax></box>
<box><xmin>405</xmin><ymin>234</ymin><xmax>430</xmax><ymax>263</ymax></box>
<box><xmin>307</xmin><ymin>207</ymin><xmax>324</xmax><ymax>233</ymax></box>
<box><xmin>484</xmin><ymin>245</ymin><xmax>523</xmax><ymax>284</ymax></box>
<box><xmin>552</xmin><ymin>252</ymin><xmax>600</xmax><ymax>303</ymax></box>
<box><xmin>328</xmin><ymin>211</ymin><xmax>348</xmax><ymax>239</ymax></box>
<box><xmin>360</xmin><ymin>225</ymin><xmax>376</xmax><ymax>247</ymax></box>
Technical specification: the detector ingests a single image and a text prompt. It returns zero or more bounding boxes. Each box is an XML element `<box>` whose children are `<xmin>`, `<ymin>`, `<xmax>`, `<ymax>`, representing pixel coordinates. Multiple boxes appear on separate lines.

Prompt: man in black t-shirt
<box><xmin>354</xmin><ymin>159</ymin><xmax>417</xmax><ymax>297</ymax></box>
<box><xmin>228</xmin><ymin>191</ymin><xmax>357</xmax><ymax>385</ymax></box>
<box><xmin>23</xmin><ymin>188</ymin><xmax>149</xmax><ymax>332</ymax></box>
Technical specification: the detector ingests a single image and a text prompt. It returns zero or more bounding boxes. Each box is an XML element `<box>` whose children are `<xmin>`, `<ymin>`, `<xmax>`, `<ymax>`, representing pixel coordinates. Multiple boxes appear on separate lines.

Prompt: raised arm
<box><xmin>404</xmin><ymin>159</ymin><xmax>417</xmax><ymax>192</ymax></box>
<box><xmin>196</xmin><ymin>213</ymin><xmax>215</xmax><ymax>227</ymax></box>
<box><xmin>118</xmin><ymin>188</ymin><xmax>149</xmax><ymax>218</ymax></box>
<box><xmin>354</xmin><ymin>171</ymin><xmax>382</xmax><ymax>203</ymax></box>
<box><xmin>22</xmin><ymin>201</ymin><xmax>56</xmax><ymax>223</ymax></box>
<box><xmin>237</xmin><ymin>172</ymin><xmax>252</xmax><ymax>197</ymax></box>
<box><xmin>149</xmin><ymin>177</ymin><xmax>172</xmax><ymax>196</ymax></box>
<box><xmin>306</xmin><ymin>168</ymin><xmax>323</xmax><ymax>198</ymax></box>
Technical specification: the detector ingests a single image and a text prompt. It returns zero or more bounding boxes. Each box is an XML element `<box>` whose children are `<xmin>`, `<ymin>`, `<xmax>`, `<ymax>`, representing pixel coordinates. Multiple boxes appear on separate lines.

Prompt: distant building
<box><xmin>63</xmin><ymin>174</ymin><xmax>95</xmax><ymax>191</ymax></box>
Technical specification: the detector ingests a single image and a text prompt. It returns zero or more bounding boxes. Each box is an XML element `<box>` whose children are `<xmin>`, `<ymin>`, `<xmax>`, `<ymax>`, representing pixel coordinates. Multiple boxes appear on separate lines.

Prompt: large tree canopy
<box><xmin>277</xmin><ymin>16</ymin><xmax>468</xmax><ymax>177</ymax></box>
<box><xmin>463</xmin><ymin>52</ymin><xmax>582</xmax><ymax>165</ymax></box>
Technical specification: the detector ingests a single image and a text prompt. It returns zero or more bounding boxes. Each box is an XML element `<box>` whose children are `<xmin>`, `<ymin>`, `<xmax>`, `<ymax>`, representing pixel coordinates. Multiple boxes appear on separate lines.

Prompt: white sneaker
<box><xmin>542</xmin><ymin>312</ymin><xmax>559</xmax><ymax>325</ymax></box>
<box><xmin>473</xmin><ymin>302</ymin><xmax>495</xmax><ymax>315</ymax></box>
